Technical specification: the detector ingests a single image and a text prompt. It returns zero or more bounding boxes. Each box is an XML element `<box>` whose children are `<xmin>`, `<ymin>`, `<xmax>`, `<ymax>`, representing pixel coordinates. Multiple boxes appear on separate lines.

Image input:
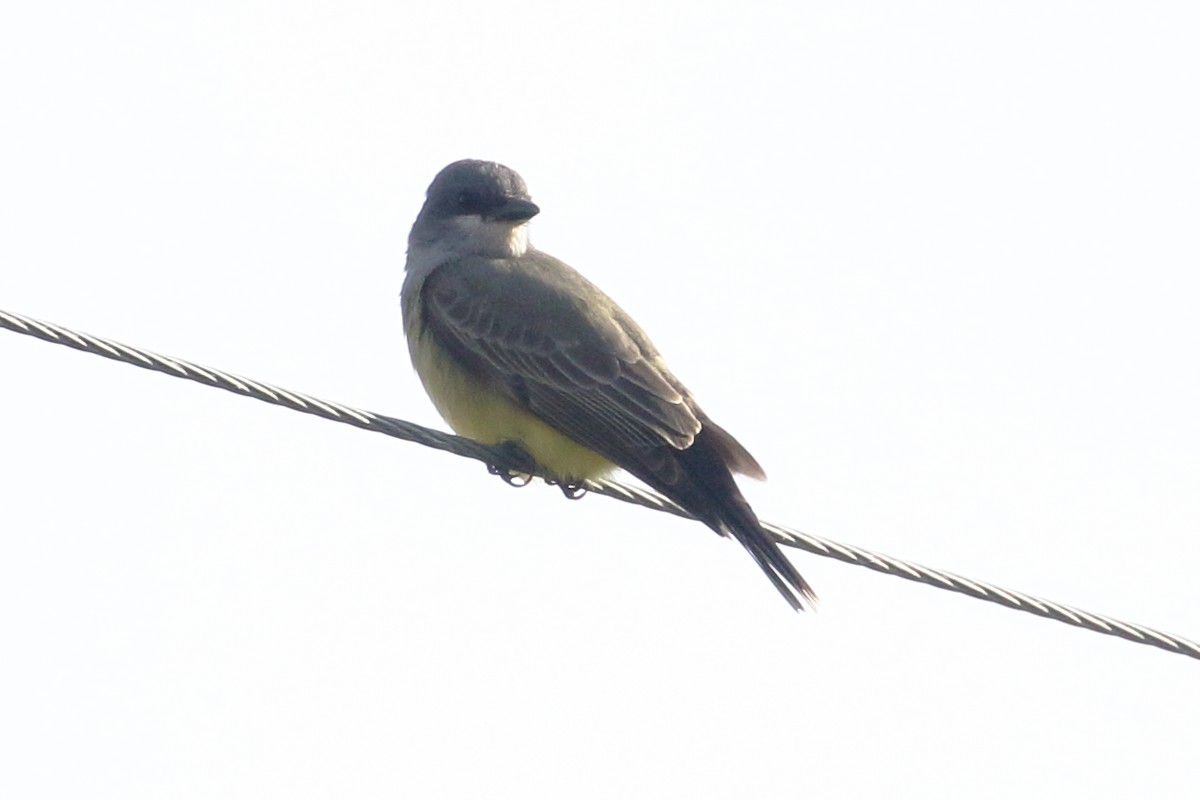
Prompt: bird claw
<box><xmin>486</xmin><ymin>441</ymin><xmax>537</xmax><ymax>488</ymax></box>
<box><xmin>485</xmin><ymin>441</ymin><xmax>586</xmax><ymax>499</ymax></box>
<box><xmin>488</xmin><ymin>465</ymin><xmax>533</xmax><ymax>487</ymax></box>
<box><xmin>546</xmin><ymin>478</ymin><xmax>587</xmax><ymax>500</ymax></box>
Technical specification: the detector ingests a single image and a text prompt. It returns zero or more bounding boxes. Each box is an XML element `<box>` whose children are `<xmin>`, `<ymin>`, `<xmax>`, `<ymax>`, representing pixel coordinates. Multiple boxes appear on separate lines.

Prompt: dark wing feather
<box><xmin>421</xmin><ymin>253</ymin><xmax>703</xmax><ymax>454</ymax></box>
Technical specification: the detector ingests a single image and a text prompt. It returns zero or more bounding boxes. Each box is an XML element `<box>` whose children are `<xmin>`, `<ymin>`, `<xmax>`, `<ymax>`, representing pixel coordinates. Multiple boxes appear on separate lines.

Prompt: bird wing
<box><xmin>419</xmin><ymin>252</ymin><xmax>705</xmax><ymax>467</ymax></box>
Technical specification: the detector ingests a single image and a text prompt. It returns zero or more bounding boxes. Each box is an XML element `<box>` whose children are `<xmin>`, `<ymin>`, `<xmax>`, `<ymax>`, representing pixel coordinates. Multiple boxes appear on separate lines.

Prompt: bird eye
<box><xmin>455</xmin><ymin>191</ymin><xmax>476</xmax><ymax>211</ymax></box>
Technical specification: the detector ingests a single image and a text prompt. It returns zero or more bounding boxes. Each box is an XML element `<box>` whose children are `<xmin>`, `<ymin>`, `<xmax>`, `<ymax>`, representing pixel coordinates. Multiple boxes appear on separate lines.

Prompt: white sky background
<box><xmin>2</xmin><ymin>1</ymin><xmax>1198</xmax><ymax>797</ymax></box>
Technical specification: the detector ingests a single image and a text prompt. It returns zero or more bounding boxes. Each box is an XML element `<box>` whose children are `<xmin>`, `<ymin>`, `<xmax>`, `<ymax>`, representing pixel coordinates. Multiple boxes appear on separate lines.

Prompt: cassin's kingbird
<box><xmin>401</xmin><ymin>160</ymin><xmax>816</xmax><ymax>610</ymax></box>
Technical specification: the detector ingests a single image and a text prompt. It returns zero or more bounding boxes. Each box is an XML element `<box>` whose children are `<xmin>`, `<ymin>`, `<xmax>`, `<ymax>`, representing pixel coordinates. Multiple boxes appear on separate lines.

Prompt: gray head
<box><xmin>407</xmin><ymin>160</ymin><xmax>541</xmax><ymax>261</ymax></box>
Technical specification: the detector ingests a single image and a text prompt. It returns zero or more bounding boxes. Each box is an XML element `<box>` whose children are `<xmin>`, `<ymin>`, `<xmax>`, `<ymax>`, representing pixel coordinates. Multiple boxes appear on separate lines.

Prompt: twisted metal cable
<box><xmin>3</xmin><ymin>308</ymin><xmax>1197</xmax><ymax>661</ymax></box>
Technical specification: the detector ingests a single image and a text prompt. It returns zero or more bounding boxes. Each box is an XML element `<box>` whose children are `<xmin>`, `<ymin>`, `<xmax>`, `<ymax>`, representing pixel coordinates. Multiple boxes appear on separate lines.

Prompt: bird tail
<box><xmin>655</xmin><ymin>431</ymin><xmax>818</xmax><ymax>612</ymax></box>
<box><xmin>714</xmin><ymin>491</ymin><xmax>818</xmax><ymax>611</ymax></box>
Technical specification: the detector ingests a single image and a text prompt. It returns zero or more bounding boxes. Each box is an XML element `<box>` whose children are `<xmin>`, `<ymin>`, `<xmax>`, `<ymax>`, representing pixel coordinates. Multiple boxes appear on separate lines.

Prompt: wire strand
<box><xmin>3</xmin><ymin>308</ymin><xmax>1197</xmax><ymax>661</ymax></box>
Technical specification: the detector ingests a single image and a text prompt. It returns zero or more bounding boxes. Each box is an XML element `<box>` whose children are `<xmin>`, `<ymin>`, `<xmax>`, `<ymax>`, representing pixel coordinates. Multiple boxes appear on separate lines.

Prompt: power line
<box><xmin>3</xmin><ymin>308</ymin><xmax>1197</xmax><ymax>661</ymax></box>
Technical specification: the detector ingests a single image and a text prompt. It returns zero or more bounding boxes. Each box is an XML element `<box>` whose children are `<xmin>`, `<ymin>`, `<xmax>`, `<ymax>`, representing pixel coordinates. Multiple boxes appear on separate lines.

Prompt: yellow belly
<box><xmin>409</xmin><ymin>330</ymin><xmax>615</xmax><ymax>481</ymax></box>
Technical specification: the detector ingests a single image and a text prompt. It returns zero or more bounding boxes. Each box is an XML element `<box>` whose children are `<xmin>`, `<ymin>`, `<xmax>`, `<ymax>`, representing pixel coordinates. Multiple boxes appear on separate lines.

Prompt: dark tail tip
<box><xmin>745</xmin><ymin>534</ymin><xmax>819</xmax><ymax>612</ymax></box>
<box><xmin>722</xmin><ymin>505</ymin><xmax>818</xmax><ymax>612</ymax></box>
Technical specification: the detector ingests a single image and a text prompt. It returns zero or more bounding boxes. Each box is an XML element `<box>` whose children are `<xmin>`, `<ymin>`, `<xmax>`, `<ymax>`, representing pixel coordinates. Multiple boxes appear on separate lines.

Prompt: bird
<box><xmin>400</xmin><ymin>159</ymin><xmax>816</xmax><ymax>610</ymax></box>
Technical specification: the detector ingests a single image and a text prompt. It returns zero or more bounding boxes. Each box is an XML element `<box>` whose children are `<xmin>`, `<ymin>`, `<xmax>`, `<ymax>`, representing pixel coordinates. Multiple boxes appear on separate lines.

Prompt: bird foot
<box><xmin>486</xmin><ymin>440</ymin><xmax>537</xmax><ymax>487</ymax></box>
<box><xmin>546</xmin><ymin>478</ymin><xmax>587</xmax><ymax>500</ymax></box>
<box><xmin>485</xmin><ymin>441</ymin><xmax>587</xmax><ymax>499</ymax></box>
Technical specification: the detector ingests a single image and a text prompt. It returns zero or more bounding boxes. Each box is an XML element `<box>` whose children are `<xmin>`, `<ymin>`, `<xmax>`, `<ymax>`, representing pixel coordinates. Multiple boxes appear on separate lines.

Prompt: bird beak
<box><xmin>489</xmin><ymin>198</ymin><xmax>540</xmax><ymax>223</ymax></box>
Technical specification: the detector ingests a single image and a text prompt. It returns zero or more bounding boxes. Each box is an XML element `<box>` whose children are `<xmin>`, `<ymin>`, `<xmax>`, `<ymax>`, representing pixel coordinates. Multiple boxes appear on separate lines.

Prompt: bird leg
<box><xmin>545</xmin><ymin>478</ymin><xmax>587</xmax><ymax>500</ymax></box>
<box><xmin>486</xmin><ymin>440</ymin><xmax>537</xmax><ymax>487</ymax></box>
<box><xmin>485</xmin><ymin>440</ymin><xmax>587</xmax><ymax>499</ymax></box>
